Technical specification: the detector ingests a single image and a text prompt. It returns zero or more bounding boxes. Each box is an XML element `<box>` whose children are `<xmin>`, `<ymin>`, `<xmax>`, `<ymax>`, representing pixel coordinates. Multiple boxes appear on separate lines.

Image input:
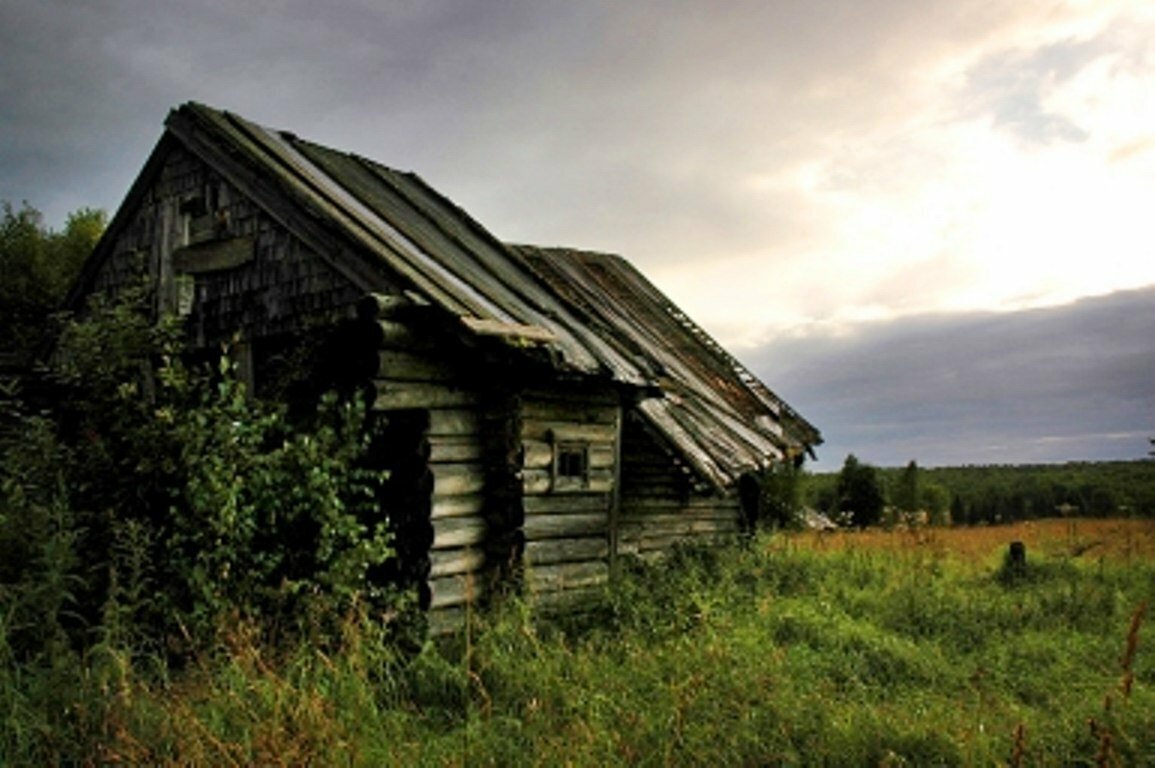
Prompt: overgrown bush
<box><xmin>2</xmin><ymin>292</ymin><xmax>397</xmax><ymax>660</ymax></box>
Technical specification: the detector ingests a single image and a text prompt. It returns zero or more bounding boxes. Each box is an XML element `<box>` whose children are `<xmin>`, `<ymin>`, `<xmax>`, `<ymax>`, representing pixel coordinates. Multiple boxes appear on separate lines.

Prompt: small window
<box><xmin>557</xmin><ymin>443</ymin><xmax>588</xmax><ymax>479</ymax></box>
<box><xmin>552</xmin><ymin>440</ymin><xmax>590</xmax><ymax>492</ymax></box>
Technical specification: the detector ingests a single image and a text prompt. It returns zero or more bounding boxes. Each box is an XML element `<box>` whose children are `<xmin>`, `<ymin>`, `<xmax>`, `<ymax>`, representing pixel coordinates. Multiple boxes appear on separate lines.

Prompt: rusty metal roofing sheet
<box><xmin>513</xmin><ymin>246</ymin><xmax>822</xmax><ymax>488</ymax></box>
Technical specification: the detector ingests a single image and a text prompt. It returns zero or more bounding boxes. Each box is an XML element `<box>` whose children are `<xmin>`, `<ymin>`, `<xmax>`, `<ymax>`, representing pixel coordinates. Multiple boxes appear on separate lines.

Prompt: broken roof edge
<box><xmin>511</xmin><ymin>244</ymin><xmax>823</xmax><ymax>451</ymax></box>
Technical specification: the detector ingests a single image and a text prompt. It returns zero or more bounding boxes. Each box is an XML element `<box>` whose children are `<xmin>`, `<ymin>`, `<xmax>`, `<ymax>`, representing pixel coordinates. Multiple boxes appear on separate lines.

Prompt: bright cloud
<box><xmin>644</xmin><ymin>1</ymin><xmax>1155</xmax><ymax>349</ymax></box>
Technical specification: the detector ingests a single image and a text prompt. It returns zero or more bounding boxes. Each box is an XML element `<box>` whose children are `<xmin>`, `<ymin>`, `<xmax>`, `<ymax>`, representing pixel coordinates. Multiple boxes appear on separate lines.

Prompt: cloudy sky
<box><xmin>2</xmin><ymin>0</ymin><xmax>1152</xmax><ymax>468</ymax></box>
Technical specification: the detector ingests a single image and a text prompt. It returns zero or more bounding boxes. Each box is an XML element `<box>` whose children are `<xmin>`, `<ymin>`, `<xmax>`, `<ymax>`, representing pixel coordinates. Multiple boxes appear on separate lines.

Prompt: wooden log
<box><xmin>427</xmin><ymin>605</ymin><xmax>469</xmax><ymax>636</ymax></box>
<box><xmin>374</xmin><ymin>380</ymin><xmax>478</xmax><ymax>410</ymax></box>
<box><xmin>522</xmin><ymin>440</ymin><xmax>615</xmax><ymax>470</ymax></box>
<box><xmin>522</xmin><ymin>388</ymin><xmax>619</xmax><ymax>406</ymax></box>
<box><xmin>428</xmin><ymin>573</ymin><xmax>486</xmax><ymax>610</ymax></box>
<box><xmin>532</xmin><ymin>586</ymin><xmax>605</xmax><ymax>613</ymax></box>
<box><xmin>521</xmin><ymin>399</ymin><xmax>618</xmax><ymax>424</ymax></box>
<box><xmin>358</xmin><ymin>292</ymin><xmax>413</xmax><ymax>320</ymax></box>
<box><xmin>432</xmin><ymin>464</ymin><xmax>485</xmax><ymax>497</ymax></box>
<box><xmin>523</xmin><ymin>468</ymin><xmax>613</xmax><ymax>495</ymax></box>
<box><xmin>633</xmin><ymin>532</ymin><xmax>732</xmax><ymax>554</ymax></box>
<box><xmin>618</xmin><ymin>508</ymin><xmax>740</xmax><ymax>525</ymax></box>
<box><xmin>372</xmin><ymin>319</ymin><xmax>432</xmax><ymax>350</ymax></box>
<box><xmin>523</xmin><ymin>494</ymin><xmax>609</xmax><ymax>515</ymax></box>
<box><xmin>527</xmin><ymin>561</ymin><xmax>609</xmax><ymax>593</ymax></box>
<box><xmin>429</xmin><ymin>437</ymin><xmax>483</xmax><ymax>464</ymax></box>
<box><xmin>523</xmin><ymin>512</ymin><xmax>608</xmax><ymax>540</ymax></box>
<box><xmin>432</xmin><ymin>516</ymin><xmax>487</xmax><ymax>549</ymax></box>
<box><xmin>429</xmin><ymin>547</ymin><xmax>486</xmax><ymax>578</ymax></box>
<box><xmin>428</xmin><ymin>408</ymin><xmax>480</xmax><ymax>436</ymax></box>
<box><xmin>525</xmin><ymin>537</ymin><xmax>609</xmax><ymax>566</ymax></box>
<box><xmin>431</xmin><ymin>493</ymin><xmax>484</xmax><ymax>520</ymax></box>
<box><xmin>522</xmin><ymin>440</ymin><xmax>554</xmax><ymax>470</ymax></box>
<box><xmin>172</xmin><ymin>237</ymin><xmax>255</xmax><ymax>274</ymax></box>
<box><xmin>617</xmin><ymin>515</ymin><xmax>738</xmax><ymax>537</ymax></box>
<box><xmin>377</xmin><ymin>349</ymin><xmax>458</xmax><ymax>382</ymax></box>
<box><xmin>521</xmin><ymin>420</ymin><xmax>617</xmax><ymax>443</ymax></box>
<box><xmin>619</xmin><ymin>499</ymin><xmax>739</xmax><ymax>517</ymax></box>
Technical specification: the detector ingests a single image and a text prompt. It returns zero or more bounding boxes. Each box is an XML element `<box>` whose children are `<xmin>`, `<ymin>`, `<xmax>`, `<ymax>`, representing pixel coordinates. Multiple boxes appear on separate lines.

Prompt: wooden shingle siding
<box><xmin>85</xmin><ymin>145</ymin><xmax>368</xmax><ymax>344</ymax></box>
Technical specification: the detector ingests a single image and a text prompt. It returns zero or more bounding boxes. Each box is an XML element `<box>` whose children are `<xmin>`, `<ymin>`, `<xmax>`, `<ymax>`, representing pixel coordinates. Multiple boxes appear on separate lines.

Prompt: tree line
<box><xmin>802</xmin><ymin>455</ymin><xmax>1155</xmax><ymax>527</ymax></box>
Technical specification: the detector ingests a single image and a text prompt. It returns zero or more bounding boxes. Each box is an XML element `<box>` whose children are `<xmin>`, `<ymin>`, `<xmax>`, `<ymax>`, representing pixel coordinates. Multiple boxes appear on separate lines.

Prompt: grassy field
<box><xmin>4</xmin><ymin>518</ymin><xmax>1153</xmax><ymax>765</ymax></box>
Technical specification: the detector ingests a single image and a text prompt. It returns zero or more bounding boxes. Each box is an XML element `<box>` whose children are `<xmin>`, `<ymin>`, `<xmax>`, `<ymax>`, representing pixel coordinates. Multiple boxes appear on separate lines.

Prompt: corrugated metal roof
<box><xmin>513</xmin><ymin>246</ymin><xmax>822</xmax><ymax>489</ymax></box>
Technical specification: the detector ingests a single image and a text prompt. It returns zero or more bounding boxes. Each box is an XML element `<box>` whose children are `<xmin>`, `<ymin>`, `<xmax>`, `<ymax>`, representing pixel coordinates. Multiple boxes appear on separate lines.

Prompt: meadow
<box><xmin>3</xmin><ymin>518</ymin><xmax>1153</xmax><ymax>765</ymax></box>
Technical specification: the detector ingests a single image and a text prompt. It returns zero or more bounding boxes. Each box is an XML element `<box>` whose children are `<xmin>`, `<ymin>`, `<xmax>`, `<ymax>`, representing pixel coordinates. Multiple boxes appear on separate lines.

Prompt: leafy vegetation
<box><xmin>0</xmin><ymin>201</ymin><xmax>104</xmax><ymax>363</ymax></box>
<box><xmin>2</xmin><ymin>287</ymin><xmax>400</xmax><ymax>661</ymax></box>
<box><xmin>2</xmin><ymin>520</ymin><xmax>1152</xmax><ymax>764</ymax></box>
<box><xmin>2</xmin><ymin>199</ymin><xmax>1152</xmax><ymax>763</ymax></box>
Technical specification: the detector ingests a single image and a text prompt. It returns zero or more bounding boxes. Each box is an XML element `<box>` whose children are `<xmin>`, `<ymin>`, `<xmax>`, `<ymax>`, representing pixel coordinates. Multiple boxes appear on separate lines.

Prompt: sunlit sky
<box><xmin>2</xmin><ymin>0</ymin><xmax>1152</xmax><ymax>466</ymax></box>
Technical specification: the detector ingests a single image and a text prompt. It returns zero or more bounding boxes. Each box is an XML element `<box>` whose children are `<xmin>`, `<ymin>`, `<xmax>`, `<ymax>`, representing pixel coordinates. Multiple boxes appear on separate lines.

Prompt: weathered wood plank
<box><xmin>429</xmin><ymin>573</ymin><xmax>486</xmax><ymax>610</ymax></box>
<box><xmin>377</xmin><ymin>349</ymin><xmax>458</xmax><ymax>382</ymax></box>
<box><xmin>432</xmin><ymin>464</ymin><xmax>485</xmax><ymax>497</ymax></box>
<box><xmin>523</xmin><ymin>494</ymin><xmax>609</xmax><ymax>515</ymax></box>
<box><xmin>460</xmin><ymin>316</ymin><xmax>556</xmax><ymax>343</ymax></box>
<box><xmin>374</xmin><ymin>380</ymin><xmax>477</xmax><ymax>410</ymax></box>
<box><xmin>617</xmin><ymin>516</ymin><xmax>738</xmax><ymax>538</ymax></box>
<box><xmin>619</xmin><ymin>499</ymin><xmax>739</xmax><ymax>517</ymax></box>
<box><xmin>172</xmin><ymin>237</ymin><xmax>255</xmax><ymax>273</ymax></box>
<box><xmin>523</xmin><ymin>512</ymin><xmax>607</xmax><ymax>540</ymax></box>
<box><xmin>521</xmin><ymin>420</ymin><xmax>616</xmax><ymax>443</ymax></box>
<box><xmin>428</xmin><ymin>605</ymin><xmax>468</xmax><ymax>636</ymax></box>
<box><xmin>432</xmin><ymin>516</ymin><xmax>487</xmax><ymax>550</ymax></box>
<box><xmin>525</xmin><ymin>537</ymin><xmax>609</xmax><ymax>566</ymax></box>
<box><xmin>522</xmin><ymin>440</ymin><xmax>553</xmax><ymax>470</ymax></box>
<box><xmin>520</xmin><ymin>399</ymin><xmax>618</xmax><ymax>424</ymax></box>
<box><xmin>532</xmin><ymin>586</ymin><xmax>605</xmax><ymax>613</ymax></box>
<box><xmin>522</xmin><ymin>388</ymin><xmax>619</xmax><ymax>407</ymax></box>
<box><xmin>359</xmin><ymin>292</ymin><xmax>414</xmax><ymax>319</ymax></box>
<box><xmin>527</xmin><ymin>561</ymin><xmax>609</xmax><ymax>593</ymax></box>
<box><xmin>623</xmin><ymin>532</ymin><xmax>733</xmax><ymax>555</ymax></box>
<box><xmin>373</xmin><ymin>319</ymin><xmax>435</xmax><ymax>351</ymax></box>
<box><xmin>429</xmin><ymin>438</ymin><xmax>483</xmax><ymax>464</ymax></box>
<box><xmin>429</xmin><ymin>547</ymin><xmax>486</xmax><ymax>578</ymax></box>
<box><xmin>431</xmin><ymin>493</ymin><xmax>484</xmax><ymax>520</ymax></box>
<box><xmin>523</xmin><ymin>468</ymin><xmax>613</xmax><ymax>495</ymax></box>
<box><xmin>522</xmin><ymin>440</ymin><xmax>614</xmax><ymax>470</ymax></box>
<box><xmin>428</xmin><ymin>408</ymin><xmax>480</xmax><ymax>436</ymax></box>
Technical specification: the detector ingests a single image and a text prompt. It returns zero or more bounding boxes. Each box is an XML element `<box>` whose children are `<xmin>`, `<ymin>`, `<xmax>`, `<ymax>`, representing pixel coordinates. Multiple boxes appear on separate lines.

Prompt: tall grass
<box><xmin>3</xmin><ymin>520</ymin><xmax>1153</xmax><ymax>765</ymax></box>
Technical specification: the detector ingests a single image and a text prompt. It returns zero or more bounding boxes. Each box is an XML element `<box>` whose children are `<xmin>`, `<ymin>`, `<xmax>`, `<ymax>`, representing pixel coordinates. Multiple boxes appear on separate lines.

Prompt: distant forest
<box><xmin>805</xmin><ymin>459</ymin><xmax>1155</xmax><ymax>524</ymax></box>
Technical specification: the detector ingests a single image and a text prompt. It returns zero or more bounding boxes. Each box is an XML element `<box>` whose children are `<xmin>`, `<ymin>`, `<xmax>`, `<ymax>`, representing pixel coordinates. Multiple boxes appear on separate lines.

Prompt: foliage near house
<box><xmin>2</xmin><ymin>519</ymin><xmax>1151</xmax><ymax>765</ymax></box>
<box><xmin>0</xmin><ymin>202</ymin><xmax>104</xmax><ymax>364</ymax></box>
<box><xmin>2</xmin><ymin>295</ymin><xmax>400</xmax><ymax>665</ymax></box>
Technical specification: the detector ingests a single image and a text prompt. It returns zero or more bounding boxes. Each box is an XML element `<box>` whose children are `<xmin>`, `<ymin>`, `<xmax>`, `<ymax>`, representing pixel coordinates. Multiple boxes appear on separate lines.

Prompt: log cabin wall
<box><xmin>362</xmin><ymin>301</ymin><xmax>493</xmax><ymax>635</ymax></box>
<box><xmin>519</xmin><ymin>387</ymin><xmax>620</xmax><ymax>612</ymax></box>
<box><xmin>618</xmin><ymin>413</ymin><xmax>741</xmax><ymax>560</ymax></box>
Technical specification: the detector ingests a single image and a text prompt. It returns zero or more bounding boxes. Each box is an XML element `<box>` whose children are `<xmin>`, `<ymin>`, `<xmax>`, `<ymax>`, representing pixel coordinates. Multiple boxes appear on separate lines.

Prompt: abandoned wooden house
<box><xmin>67</xmin><ymin>102</ymin><xmax>821</xmax><ymax>630</ymax></box>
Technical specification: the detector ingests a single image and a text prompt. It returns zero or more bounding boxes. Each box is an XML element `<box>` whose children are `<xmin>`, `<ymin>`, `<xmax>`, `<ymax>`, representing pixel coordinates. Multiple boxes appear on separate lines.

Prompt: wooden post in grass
<box><xmin>1008</xmin><ymin>541</ymin><xmax>1027</xmax><ymax>573</ymax></box>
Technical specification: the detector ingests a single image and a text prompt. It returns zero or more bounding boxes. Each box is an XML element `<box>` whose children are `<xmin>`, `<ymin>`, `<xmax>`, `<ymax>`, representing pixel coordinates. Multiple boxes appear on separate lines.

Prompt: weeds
<box><xmin>2</xmin><ymin>521</ymin><xmax>1152</xmax><ymax>765</ymax></box>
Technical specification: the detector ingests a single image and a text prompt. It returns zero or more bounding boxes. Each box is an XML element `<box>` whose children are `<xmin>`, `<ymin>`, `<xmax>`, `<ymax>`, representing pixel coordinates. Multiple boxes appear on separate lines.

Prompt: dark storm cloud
<box><xmin>0</xmin><ymin>0</ymin><xmax>580</xmax><ymax>224</ymax></box>
<box><xmin>751</xmin><ymin>287</ymin><xmax>1155</xmax><ymax>469</ymax></box>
